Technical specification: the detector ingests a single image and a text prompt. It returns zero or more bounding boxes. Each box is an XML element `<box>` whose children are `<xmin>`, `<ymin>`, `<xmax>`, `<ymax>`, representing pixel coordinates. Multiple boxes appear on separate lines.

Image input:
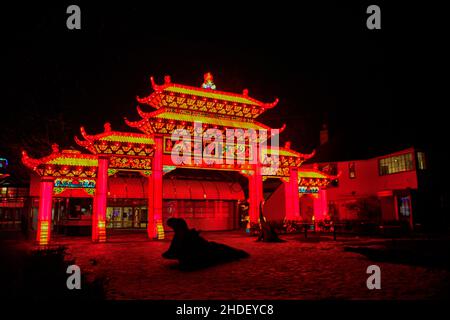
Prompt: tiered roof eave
<box><xmin>75</xmin><ymin>122</ymin><xmax>155</xmax><ymax>155</ymax></box>
<box><xmin>136</xmin><ymin>76</ymin><xmax>279</xmax><ymax>119</ymax></box>
<box><xmin>21</xmin><ymin>74</ymin><xmax>333</xmax><ymax>181</ymax></box>
<box><xmin>124</xmin><ymin>106</ymin><xmax>282</xmax><ymax>134</ymax></box>
<box><xmin>22</xmin><ymin>144</ymin><xmax>98</xmax><ymax>178</ymax></box>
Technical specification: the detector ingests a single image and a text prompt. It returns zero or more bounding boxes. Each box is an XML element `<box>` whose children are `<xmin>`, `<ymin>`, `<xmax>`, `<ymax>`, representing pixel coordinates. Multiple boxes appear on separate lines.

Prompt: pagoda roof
<box><xmin>298</xmin><ymin>169</ymin><xmax>333</xmax><ymax>179</ymax></box>
<box><xmin>125</xmin><ymin>106</ymin><xmax>286</xmax><ymax>136</ymax></box>
<box><xmin>150</xmin><ymin>111</ymin><xmax>270</xmax><ymax>130</ymax></box>
<box><xmin>75</xmin><ymin>122</ymin><xmax>155</xmax><ymax>155</ymax></box>
<box><xmin>22</xmin><ymin>146</ymin><xmax>98</xmax><ymax>177</ymax></box>
<box><xmin>136</xmin><ymin>75</ymin><xmax>279</xmax><ymax>119</ymax></box>
<box><xmin>260</xmin><ymin>147</ymin><xmax>315</xmax><ymax>170</ymax></box>
<box><xmin>264</xmin><ymin>147</ymin><xmax>315</xmax><ymax>159</ymax></box>
<box><xmin>75</xmin><ymin>124</ymin><xmax>154</xmax><ymax>145</ymax></box>
<box><xmin>163</xmin><ymin>85</ymin><xmax>261</xmax><ymax>106</ymax></box>
<box><xmin>297</xmin><ymin>168</ymin><xmax>339</xmax><ymax>189</ymax></box>
<box><xmin>97</xmin><ymin>133</ymin><xmax>154</xmax><ymax>144</ymax></box>
<box><xmin>46</xmin><ymin>155</ymin><xmax>97</xmax><ymax>167</ymax></box>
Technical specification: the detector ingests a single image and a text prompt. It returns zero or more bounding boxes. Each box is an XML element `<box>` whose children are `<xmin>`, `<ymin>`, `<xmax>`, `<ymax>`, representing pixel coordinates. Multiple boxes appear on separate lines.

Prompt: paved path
<box><xmin>55</xmin><ymin>231</ymin><xmax>449</xmax><ymax>300</ymax></box>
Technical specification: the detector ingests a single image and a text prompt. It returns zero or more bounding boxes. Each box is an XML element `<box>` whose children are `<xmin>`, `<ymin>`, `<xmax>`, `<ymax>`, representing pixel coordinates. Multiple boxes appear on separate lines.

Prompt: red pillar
<box><xmin>285</xmin><ymin>167</ymin><xmax>300</xmax><ymax>220</ymax></box>
<box><xmin>37</xmin><ymin>177</ymin><xmax>54</xmax><ymax>246</ymax></box>
<box><xmin>147</xmin><ymin>174</ymin><xmax>154</xmax><ymax>238</ymax></box>
<box><xmin>249</xmin><ymin>164</ymin><xmax>263</xmax><ymax>223</ymax></box>
<box><xmin>313</xmin><ymin>189</ymin><xmax>328</xmax><ymax>221</ymax></box>
<box><xmin>148</xmin><ymin>135</ymin><xmax>164</xmax><ymax>239</ymax></box>
<box><xmin>283</xmin><ymin>179</ymin><xmax>293</xmax><ymax>219</ymax></box>
<box><xmin>93</xmin><ymin>156</ymin><xmax>108</xmax><ymax>242</ymax></box>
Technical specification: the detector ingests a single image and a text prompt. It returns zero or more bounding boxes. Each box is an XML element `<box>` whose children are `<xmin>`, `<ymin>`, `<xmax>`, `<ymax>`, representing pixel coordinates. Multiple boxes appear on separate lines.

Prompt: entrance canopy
<box><xmin>108</xmin><ymin>177</ymin><xmax>244</xmax><ymax>200</ymax></box>
<box><xmin>30</xmin><ymin>175</ymin><xmax>245</xmax><ymax>201</ymax></box>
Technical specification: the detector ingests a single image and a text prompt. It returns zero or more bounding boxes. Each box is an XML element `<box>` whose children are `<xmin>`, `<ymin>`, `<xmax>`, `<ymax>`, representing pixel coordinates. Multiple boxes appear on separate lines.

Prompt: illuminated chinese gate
<box><xmin>22</xmin><ymin>73</ymin><xmax>335</xmax><ymax>245</ymax></box>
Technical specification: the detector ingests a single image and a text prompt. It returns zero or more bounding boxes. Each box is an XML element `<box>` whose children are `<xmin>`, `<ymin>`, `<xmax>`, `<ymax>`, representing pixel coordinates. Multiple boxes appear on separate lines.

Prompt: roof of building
<box><xmin>151</xmin><ymin>111</ymin><xmax>270</xmax><ymax>130</ymax></box>
<box><xmin>22</xmin><ymin>148</ymin><xmax>98</xmax><ymax>169</ymax></box>
<box><xmin>298</xmin><ymin>169</ymin><xmax>331</xmax><ymax>179</ymax></box>
<box><xmin>136</xmin><ymin>75</ymin><xmax>279</xmax><ymax>119</ymax></box>
<box><xmin>305</xmin><ymin>133</ymin><xmax>416</xmax><ymax>163</ymax></box>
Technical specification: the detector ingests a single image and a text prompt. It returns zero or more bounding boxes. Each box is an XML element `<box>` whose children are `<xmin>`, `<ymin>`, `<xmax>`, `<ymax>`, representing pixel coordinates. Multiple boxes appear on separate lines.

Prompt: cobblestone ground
<box><xmin>55</xmin><ymin>231</ymin><xmax>449</xmax><ymax>300</ymax></box>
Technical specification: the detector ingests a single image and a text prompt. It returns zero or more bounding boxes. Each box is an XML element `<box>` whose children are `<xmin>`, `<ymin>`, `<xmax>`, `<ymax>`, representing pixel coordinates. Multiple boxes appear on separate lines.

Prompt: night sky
<box><xmin>0</xmin><ymin>2</ymin><xmax>444</xmax><ymax>183</ymax></box>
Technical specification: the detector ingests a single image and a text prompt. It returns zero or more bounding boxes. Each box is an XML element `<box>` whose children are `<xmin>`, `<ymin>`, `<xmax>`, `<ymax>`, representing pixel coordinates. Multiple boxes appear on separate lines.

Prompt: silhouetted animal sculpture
<box><xmin>162</xmin><ymin>218</ymin><xmax>249</xmax><ymax>270</ymax></box>
<box><xmin>256</xmin><ymin>201</ymin><xmax>284</xmax><ymax>242</ymax></box>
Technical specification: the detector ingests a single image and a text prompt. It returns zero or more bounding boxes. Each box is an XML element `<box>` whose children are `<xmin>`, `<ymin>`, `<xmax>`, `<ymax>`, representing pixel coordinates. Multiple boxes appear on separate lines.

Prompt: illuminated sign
<box><xmin>299</xmin><ymin>186</ymin><xmax>319</xmax><ymax>194</ymax></box>
<box><xmin>164</xmin><ymin>135</ymin><xmax>256</xmax><ymax>162</ymax></box>
<box><xmin>0</xmin><ymin>158</ymin><xmax>8</xmax><ymax>169</ymax></box>
<box><xmin>54</xmin><ymin>178</ymin><xmax>95</xmax><ymax>189</ymax></box>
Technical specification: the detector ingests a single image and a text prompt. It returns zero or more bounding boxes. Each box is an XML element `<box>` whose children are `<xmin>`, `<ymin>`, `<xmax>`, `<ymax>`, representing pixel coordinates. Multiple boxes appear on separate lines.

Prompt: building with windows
<box><xmin>1</xmin><ymin>157</ymin><xmax>30</xmax><ymax>230</ymax></box>
<box><xmin>303</xmin><ymin>147</ymin><xmax>429</xmax><ymax>229</ymax></box>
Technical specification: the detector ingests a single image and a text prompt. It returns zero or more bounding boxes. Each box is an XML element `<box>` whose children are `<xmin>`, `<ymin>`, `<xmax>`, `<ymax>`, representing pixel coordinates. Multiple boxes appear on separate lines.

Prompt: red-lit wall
<box><xmin>162</xmin><ymin>200</ymin><xmax>237</xmax><ymax>231</ymax></box>
<box><xmin>264</xmin><ymin>183</ymin><xmax>288</xmax><ymax>221</ymax></box>
<box><xmin>305</xmin><ymin>148</ymin><xmax>419</xmax><ymax>221</ymax></box>
<box><xmin>29</xmin><ymin>175</ymin><xmax>244</xmax><ymax>231</ymax></box>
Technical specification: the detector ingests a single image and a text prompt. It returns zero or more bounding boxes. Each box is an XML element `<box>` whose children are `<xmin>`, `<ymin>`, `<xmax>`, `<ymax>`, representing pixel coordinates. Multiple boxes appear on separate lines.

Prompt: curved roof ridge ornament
<box><xmin>104</xmin><ymin>122</ymin><xmax>112</xmax><ymax>132</ymax></box>
<box><xmin>136</xmin><ymin>95</ymin><xmax>150</xmax><ymax>104</ymax></box>
<box><xmin>303</xmin><ymin>149</ymin><xmax>316</xmax><ymax>160</ymax></box>
<box><xmin>124</xmin><ymin>116</ymin><xmax>144</xmax><ymax>128</ymax></box>
<box><xmin>51</xmin><ymin>143</ymin><xmax>60</xmax><ymax>154</ymax></box>
<box><xmin>137</xmin><ymin>75</ymin><xmax>171</xmax><ymax>104</ymax></box>
<box><xmin>21</xmin><ymin>150</ymin><xmax>41</xmax><ymax>169</ymax></box>
<box><xmin>74</xmin><ymin>135</ymin><xmax>88</xmax><ymax>146</ymax></box>
<box><xmin>150</xmin><ymin>76</ymin><xmax>161</xmax><ymax>91</ymax></box>
<box><xmin>333</xmin><ymin>171</ymin><xmax>342</xmax><ymax>180</ymax></box>
<box><xmin>80</xmin><ymin>126</ymin><xmax>94</xmax><ymax>141</ymax></box>
<box><xmin>136</xmin><ymin>105</ymin><xmax>152</xmax><ymax>119</ymax></box>
<box><xmin>262</xmin><ymin>98</ymin><xmax>279</xmax><ymax>109</ymax></box>
<box><xmin>74</xmin><ymin>127</ymin><xmax>96</xmax><ymax>154</ymax></box>
<box><xmin>310</xmin><ymin>165</ymin><xmax>341</xmax><ymax>181</ymax></box>
<box><xmin>21</xmin><ymin>143</ymin><xmax>63</xmax><ymax>169</ymax></box>
<box><xmin>151</xmin><ymin>75</ymin><xmax>171</xmax><ymax>91</ymax></box>
<box><xmin>271</xmin><ymin>123</ymin><xmax>286</xmax><ymax>136</ymax></box>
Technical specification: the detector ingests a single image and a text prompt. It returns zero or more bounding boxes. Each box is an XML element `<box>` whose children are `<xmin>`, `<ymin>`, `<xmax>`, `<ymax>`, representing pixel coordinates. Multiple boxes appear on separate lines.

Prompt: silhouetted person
<box><xmin>162</xmin><ymin>218</ymin><xmax>249</xmax><ymax>270</ymax></box>
<box><xmin>257</xmin><ymin>201</ymin><xmax>284</xmax><ymax>242</ymax></box>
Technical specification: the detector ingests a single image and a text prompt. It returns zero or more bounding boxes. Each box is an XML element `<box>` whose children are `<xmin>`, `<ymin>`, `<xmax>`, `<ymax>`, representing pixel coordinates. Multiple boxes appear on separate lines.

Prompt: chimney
<box><xmin>320</xmin><ymin>124</ymin><xmax>329</xmax><ymax>145</ymax></box>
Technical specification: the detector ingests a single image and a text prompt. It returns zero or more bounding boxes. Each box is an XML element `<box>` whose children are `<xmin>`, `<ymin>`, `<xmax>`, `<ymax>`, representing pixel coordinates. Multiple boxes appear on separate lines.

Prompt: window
<box><xmin>0</xmin><ymin>158</ymin><xmax>8</xmax><ymax>172</ymax></box>
<box><xmin>378</xmin><ymin>153</ymin><xmax>414</xmax><ymax>176</ymax></box>
<box><xmin>399</xmin><ymin>196</ymin><xmax>411</xmax><ymax>217</ymax></box>
<box><xmin>417</xmin><ymin>152</ymin><xmax>427</xmax><ymax>170</ymax></box>
<box><xmin>7</xmin><ymin>188</ymin><xmax>17</xmax><ymax>198</ymax></box>
<box><xmin>348</xmin><ymin>162</ymin><xmax>356</xmax><ymax>179</ymax></box>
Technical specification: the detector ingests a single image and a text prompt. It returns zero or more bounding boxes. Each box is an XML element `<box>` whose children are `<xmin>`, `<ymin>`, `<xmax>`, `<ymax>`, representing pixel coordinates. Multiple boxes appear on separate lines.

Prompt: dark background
<box><xmin>0</xmin><ymin>2</ymin><xmax>444</xmax><ymax>190</ymax></box>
